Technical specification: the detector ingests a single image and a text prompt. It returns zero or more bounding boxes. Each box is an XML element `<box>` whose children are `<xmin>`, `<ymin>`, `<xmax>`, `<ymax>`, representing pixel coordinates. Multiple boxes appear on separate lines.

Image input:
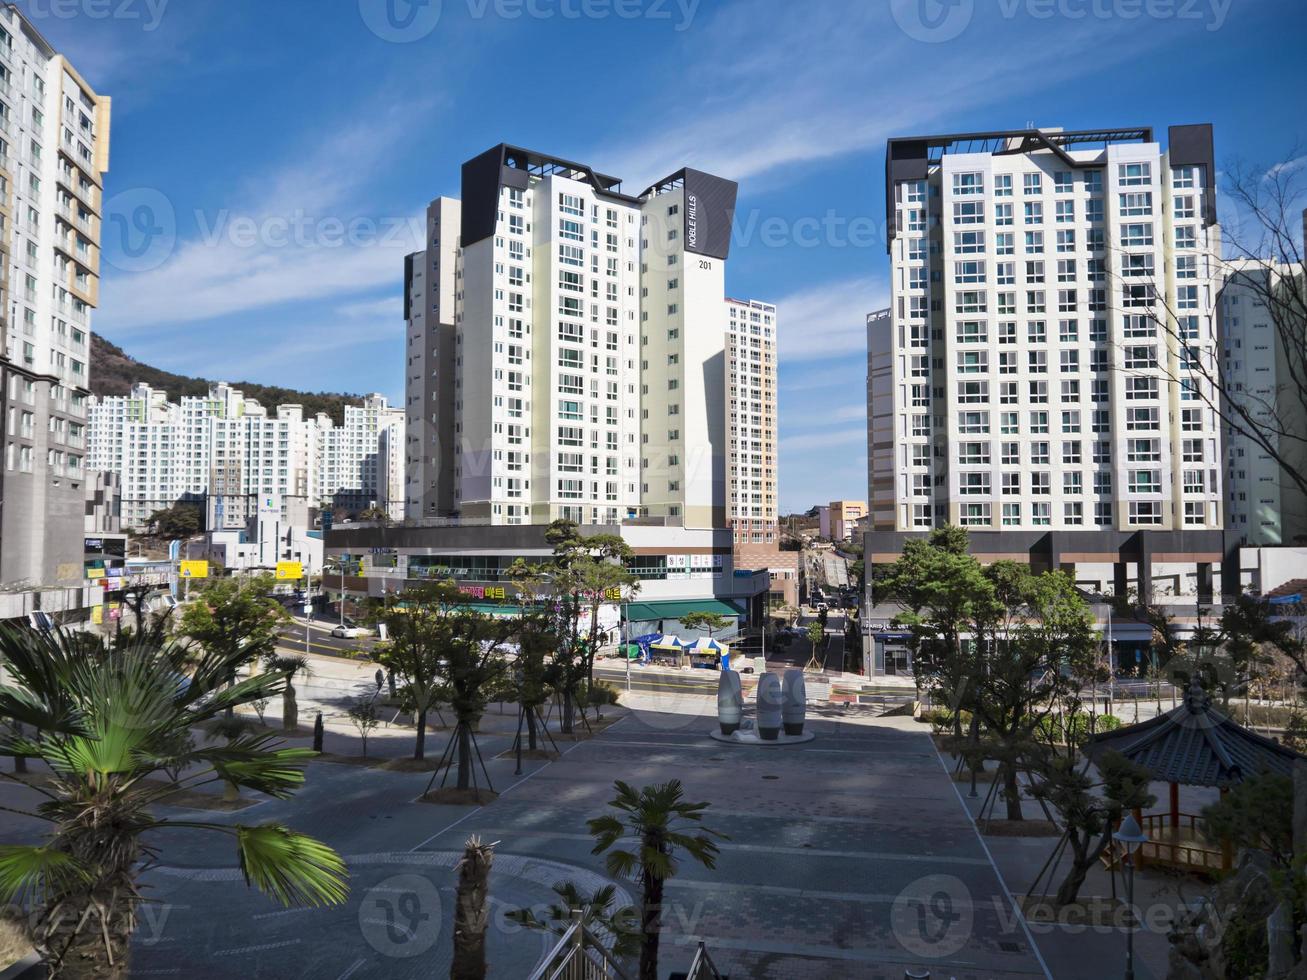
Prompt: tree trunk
<box><xmin>456</xmin><ymin>723</ymin><xmax>472</xmax><ymax>790</ymax></box>
<box><xmin>226</xmin><ymin>667</ymin><xmax>238</xmax><ymax>720</ymax></box>
<box><xmin>37</xmin><ymin>867</ymin><xmax>137</xmax><ymax>980</ymax></box>
<box><xmin>561</xmin><ymin>690</ymin><xmax>574</xmax><ymax>735</ymax></box>
<box><xmin>1053</xmin><ymin>835</ymin><xmax>1094</xmax><ymax>908</ymax></box>
<box><xmin>639</xmin><ymin>866</ymin><xmax>663</xmax><ymax>980</ymax></box>
<box><xmin>414</xmin><ymin>708</ymin><xmax>428</xmax><ymax>760</ymax></box>
<box><xmin>526</xmin><ymin>707</ymin><xmax>538</xmax><ymax>751</ymax></box>
<box><xmin>450</xmin><ymin>837</ymin><xmax>493</xmax><ymax>980</ymax></box>
<box><xmin>13</xmin><ymin>722</ymin><xmax>26</xmax><ymax>774</ymax></box>
<box><xmin>282</xmin><ymin>683</ymin><xmax>298</xmax><ymax>732</ymax></box>
<box><xmin>1002</xmin><ymin>762</ymin><xmax>1023</xmax><ymax>821</ymax></box>
<box><xmin>1045</xmin><ymin>836</ymin><xmax>1108</xmax><ymax>914</ymax></box>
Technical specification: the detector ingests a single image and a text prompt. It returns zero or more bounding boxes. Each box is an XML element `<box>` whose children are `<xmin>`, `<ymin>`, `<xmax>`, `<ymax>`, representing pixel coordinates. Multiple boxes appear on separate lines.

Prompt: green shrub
<box><xmin>923</xmin><ymin>708</ymin><xmax>972</xmax><ymax>733</ymax></box>
<box><xmin>585</xmin><ymin>681</ymin><xmax>620</xmax><ymax>708</ymax></box>
<box><xmin>1035</xmin><ymin>713</ymin><xmax>1121</xmax><ymax>747</ymax></box>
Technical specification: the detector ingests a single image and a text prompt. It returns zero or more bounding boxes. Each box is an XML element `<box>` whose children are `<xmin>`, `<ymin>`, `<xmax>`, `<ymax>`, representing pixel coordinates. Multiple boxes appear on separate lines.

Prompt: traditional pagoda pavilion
<box><xmin>1087</xmin><ymin>681</ymin><xmax>1305</xmax><ymax>872</ymax></box>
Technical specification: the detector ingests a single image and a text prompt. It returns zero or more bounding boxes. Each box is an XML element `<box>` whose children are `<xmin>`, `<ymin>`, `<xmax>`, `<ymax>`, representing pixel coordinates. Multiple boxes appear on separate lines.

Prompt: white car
<box><xmin>330</xmin><ymin>625</ymin><xmax>372</xmax><ymax>639</ymax></box>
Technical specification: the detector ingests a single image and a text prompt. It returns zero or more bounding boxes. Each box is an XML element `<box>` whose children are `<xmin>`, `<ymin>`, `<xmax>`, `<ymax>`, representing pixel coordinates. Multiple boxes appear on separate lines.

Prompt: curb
<box><xmin>0</xmin><ymin>953</ymin><xmax>41</xmax><ymax>980</ymax></box>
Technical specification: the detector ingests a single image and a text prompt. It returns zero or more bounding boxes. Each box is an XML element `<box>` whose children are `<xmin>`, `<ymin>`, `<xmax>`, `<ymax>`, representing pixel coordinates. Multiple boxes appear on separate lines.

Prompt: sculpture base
<box><xmin>708</xmin><ymin>728</ymin><xmax>815</xmax><ymax>747</ymax></box>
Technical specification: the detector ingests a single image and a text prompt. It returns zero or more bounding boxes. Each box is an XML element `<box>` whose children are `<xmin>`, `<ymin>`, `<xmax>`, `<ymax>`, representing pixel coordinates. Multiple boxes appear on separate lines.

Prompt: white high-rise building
<box><xmin>0</xmin><ymin>7</ymin><xmax>110</xmax><ymax>590</ymax></box>
<box><xmin>1220</xmin><ymin>258</ymin><xmax>1307</xmax><ymax>546</ymax></box>
<box><xmin>209</xmin><ymin>402</ymin><xmax>318</xmax><ymax>530</ymax></box>
<box><xmin>879</xmin><ymin>125</ymin><xmax>1224</xmax><ymax>535</ymax></box>
<box><xmin>89</xmin><ymin>384</ymin><xmax>404</xmax><ymax>530</ymax></box>
<box><xmin>89</xmin><ymin>383</ymin><xmax>244</xmax><ymax>527</ymax></box>
<box><xmin>724</xmin><ymin>298</ymin><xmax>777</xmax><ymax>545</ymax></box>
<box><xmin>405</xmin><ymin>147</ymin><xmax>747</xmax><ymax>530</ymax></box>
<box><xmin>319</xmin><ymin>393</ymin><xmax>404</xmax><ymax>518</ymax></box>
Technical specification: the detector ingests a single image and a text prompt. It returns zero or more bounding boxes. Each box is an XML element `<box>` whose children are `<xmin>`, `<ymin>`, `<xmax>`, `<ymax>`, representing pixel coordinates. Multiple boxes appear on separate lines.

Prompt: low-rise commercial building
<box><xmin>325</xmin><ymin>521</ymin><xmax>770</xmax><ymax>640</ymax></box>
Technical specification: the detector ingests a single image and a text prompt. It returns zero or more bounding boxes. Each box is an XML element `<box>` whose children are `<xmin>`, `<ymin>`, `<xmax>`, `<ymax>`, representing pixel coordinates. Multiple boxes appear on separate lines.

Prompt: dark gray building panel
<box><xmin>460</xmin><ymin>144</ymin><xmax>507</xmax><ymax>249</ymax></box>
<box><xmin>681</xmin><ymin>169</ymin><xmax>738</xmax><ymax>261</ymax></box>
<box><xmin>1167</xmin><ymin>123</ymin><xmax>1217</xmax><ymax>226</ymax></box>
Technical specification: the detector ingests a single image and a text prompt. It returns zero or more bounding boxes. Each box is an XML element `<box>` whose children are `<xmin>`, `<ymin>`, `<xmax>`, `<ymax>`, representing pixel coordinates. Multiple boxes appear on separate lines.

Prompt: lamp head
<box><xmin>1113</xmin><ymin>813</ymin><xmax>1148</xmax><ymax>852</ymax></box>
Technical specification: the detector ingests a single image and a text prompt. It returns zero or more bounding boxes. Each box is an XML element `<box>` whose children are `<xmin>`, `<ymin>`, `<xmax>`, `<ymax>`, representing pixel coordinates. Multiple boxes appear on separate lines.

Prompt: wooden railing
<box><xmin>1100</xmin><ymin>812</ymin><xmax>1228</xmax><ymax>874</ymax></box>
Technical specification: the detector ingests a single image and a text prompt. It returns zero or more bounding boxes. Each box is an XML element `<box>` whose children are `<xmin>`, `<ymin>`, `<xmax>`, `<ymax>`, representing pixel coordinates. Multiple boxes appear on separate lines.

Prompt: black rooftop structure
<box><xmin>460</xmin><ymin>144</ymin><xmax>739</xmax><ymax>260</ymax></box>
<box><xmin>1086</xmin><ymin>682</ymin><xmax>1304</xmax><ymax>788</ymax></box>
<box><xmin>461</xmin><ymin>143</ymin><xmax>643</xmax><ymax>248</ymax></box>
<box><xmin>884</xmin><ymin>123</ymin><xmax>1216</xmax><ymax>251</ymax></box>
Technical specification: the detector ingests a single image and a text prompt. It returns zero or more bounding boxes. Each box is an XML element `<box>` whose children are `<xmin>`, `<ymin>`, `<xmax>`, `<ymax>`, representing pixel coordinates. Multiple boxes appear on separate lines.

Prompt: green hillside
<box><xmin>90</xmin><ymin>333</ymin><xmax>361</xmax><ymax>425</ymax></box>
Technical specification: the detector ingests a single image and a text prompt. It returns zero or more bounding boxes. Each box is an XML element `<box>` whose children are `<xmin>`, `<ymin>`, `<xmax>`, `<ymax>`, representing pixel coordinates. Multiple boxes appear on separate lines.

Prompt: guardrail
<box><xmin>683</xmin><ymin>941</ymin><xmax>726</xmax><ymax>979</ymax></box>
<box><xmin>526</xmin><ymin>913</ymin><xmax>633</xmax><ymax>980</ymax></box>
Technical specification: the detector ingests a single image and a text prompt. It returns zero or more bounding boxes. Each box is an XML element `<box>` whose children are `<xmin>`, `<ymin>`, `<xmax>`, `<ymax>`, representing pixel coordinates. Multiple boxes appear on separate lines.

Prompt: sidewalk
<box><xmin>936</xmin><ymin>739</ymin><xmax>1194</xmax><ymax>980</ymax></box>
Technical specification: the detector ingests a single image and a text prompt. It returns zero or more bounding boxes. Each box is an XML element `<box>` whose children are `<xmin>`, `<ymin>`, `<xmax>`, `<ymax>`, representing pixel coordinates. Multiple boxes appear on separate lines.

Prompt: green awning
<box><xmin>624</xmin><ymin>599</ymin><xmax>744</xmax><ymax>622</ymax></box>
<box><xmin>463</xmin><ymin>602</ymin><xmax>524</xmax><ymax>618</ymax></box>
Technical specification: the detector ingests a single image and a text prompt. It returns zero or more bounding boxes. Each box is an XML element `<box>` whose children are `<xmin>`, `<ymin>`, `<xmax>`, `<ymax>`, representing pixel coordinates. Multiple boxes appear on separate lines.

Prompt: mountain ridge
<box><xmin>90</xmin><ymin>333</ymin><xmax>362</xmax><ymax>425</ymax></box>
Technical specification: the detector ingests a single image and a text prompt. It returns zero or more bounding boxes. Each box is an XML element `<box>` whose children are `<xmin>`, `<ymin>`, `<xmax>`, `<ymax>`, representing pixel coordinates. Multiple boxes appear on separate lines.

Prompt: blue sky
<box><xmin>36</xmin><ymin>0</ymin><xmax>1307</xmax><ymax>512</ymax></box>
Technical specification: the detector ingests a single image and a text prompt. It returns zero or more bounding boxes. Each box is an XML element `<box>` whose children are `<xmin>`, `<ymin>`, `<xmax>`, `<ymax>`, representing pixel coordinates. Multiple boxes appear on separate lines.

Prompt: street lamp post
<box><xmin>1113</xmin><ymin>813</ymin><xmax>1149</xmax><ymax>980</ymax></box>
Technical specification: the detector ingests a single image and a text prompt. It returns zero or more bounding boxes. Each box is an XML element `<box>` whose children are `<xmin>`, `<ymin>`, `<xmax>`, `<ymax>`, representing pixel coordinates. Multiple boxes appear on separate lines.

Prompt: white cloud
<box><xmin>779</xmin><ymin>428</ymin><xmax>865</xmax><ymax>453</ymax></box>
<box><xmin>158</xmin><ymin>315</ymin><xmax>403</xmax><ymax>399</ymax></box>
<box><xmin>771</xmin><ymin>276</ymin><xmax>888</xmax><ymax>363</ymax></box>
<box><xmin>337</xmin><ymin>296</ymin><xmax>404</xmax><ymax>320</ymax></box>
<box><xmin>598</xmin><ymin>0</ymin><xmax>1192</xmax><ymax>191</ymax></box>
<box><xmin>97</xmin><ymin>105</ymin><xmax>428</xmax><ymax>334</ymax></box>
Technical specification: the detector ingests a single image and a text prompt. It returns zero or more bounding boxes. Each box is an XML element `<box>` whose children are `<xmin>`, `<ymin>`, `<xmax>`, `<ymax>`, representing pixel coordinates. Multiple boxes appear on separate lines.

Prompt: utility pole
<box><xmin>303</xmin><ymin>561</ymin><xmax>312</xmax><ymax>660</ymax></box>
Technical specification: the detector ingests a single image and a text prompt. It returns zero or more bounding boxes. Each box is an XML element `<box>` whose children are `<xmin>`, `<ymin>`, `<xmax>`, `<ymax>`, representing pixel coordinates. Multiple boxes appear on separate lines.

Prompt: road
<box><xmin>768</xmin><ymin>611</ymin><xmax>848</xmax><ymax>674</ymax></box>
<box><xmin>278</xmin><ymin>619</ymin><xmax>376</xmax><ymax>661</ymax></box>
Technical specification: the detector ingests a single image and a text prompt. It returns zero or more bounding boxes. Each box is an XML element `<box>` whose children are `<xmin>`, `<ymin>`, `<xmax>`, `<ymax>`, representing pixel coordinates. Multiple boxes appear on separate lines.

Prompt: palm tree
<box><xmin>264</xmin><ymin>654</ymin><xmax>309</xmax><ymax>732</ymax></box>
<box><xmin>506</xmin><ymin>880</ymin><xmax>639</xmax><ymax>963</ymax></box>
<box><xmin>450</xmin><ymin>836</ymin><xmax>494</xmax><ymax>980</ymax></box>
<box><xmin>0</xmin><ymin>626</ymin><xmax>348</xmax><ymax>979</ymax></box>
<box><xmin>586</xmin><ymin>780</ymin><xmax>725</xmax><ymax>980</ymax></box>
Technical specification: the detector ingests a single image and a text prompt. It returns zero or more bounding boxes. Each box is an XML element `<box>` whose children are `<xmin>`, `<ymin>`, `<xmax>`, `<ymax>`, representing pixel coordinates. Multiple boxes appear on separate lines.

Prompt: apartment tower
<box><xmin>1219</xmin><ymin>258</ymin><xmax>1307</xmax><ymax>546</ymax></box>
<box><xmin>871</xmin><ymin>125</ymin><xmax>1226</xmax><ymax>601</ymax></box>
<box><xmin>725</xmin><ymin>298</ymin><xmax>777</xmax><ymax>545</ymax></box>
<box><xmin>0</xmin><ymin>7</ymin><xmax>109</xmax><ymax>589</ymax></box>
<box><xmin>404</xmin><ymin>147</ymin><xmax>753</xmax><ymax>531</ymax></box>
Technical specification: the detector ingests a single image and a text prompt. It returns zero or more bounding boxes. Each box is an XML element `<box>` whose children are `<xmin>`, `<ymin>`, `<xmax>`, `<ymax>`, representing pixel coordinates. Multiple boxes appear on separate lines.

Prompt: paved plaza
<box><xmin>0</xmin><ymin>683</ymin><xmax>1072</xmax><ymax>978</ymax></box>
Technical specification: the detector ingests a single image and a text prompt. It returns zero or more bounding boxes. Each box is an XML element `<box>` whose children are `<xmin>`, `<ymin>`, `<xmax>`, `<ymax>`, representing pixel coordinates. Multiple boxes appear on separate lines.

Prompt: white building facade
<box><xmin>1219</xmin><ymin>259</ymin><xmax>1307</xmax><ymax>547</ymax></box>
<box><xmin>404</xmin><ymin>147</ymin><xmax>756</xmax><ymax>532</ymax></box>
<box><xmin>89</xmin><ymin>383</ymin><xmax>404</xmax><ymax>530</ymax></box>
<box><xmin>0</xmin><ymin>7</ymin><xmax>110</xmax><ymax>592</ymax></box>
<box><xmin>880</xmin><ymin>125</ymin><xmax>1224</xmax><ymax>536</ymax></box>
<box><xmin>725</xmin><ymin>298</ymin><xmax>778</xmax><ymax>546</ymax></box>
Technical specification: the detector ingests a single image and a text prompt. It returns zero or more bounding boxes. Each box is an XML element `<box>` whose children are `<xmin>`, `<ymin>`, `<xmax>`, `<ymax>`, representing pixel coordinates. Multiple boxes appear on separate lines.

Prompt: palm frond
<box><xmin>203</xmin><ymin>748</ymin><xmax>313</xmax><ymax>799</ymax></box>
<box><xmin>586</xmin><ymin>814</ymin><xmax>626</xmax><ymax>852</ymax></box>
<box><xmin>235</xmin><ymin>824</ymin><xmax>348</xmax><ymax>907</ymax></box>
<box><xmin>197</xmin><ymin>671</ymin><xmax>289</xmax><ymax>720</ymax></box>
<box><xmin>602</xmin><ymin>849</ymin><xmax>638</xmax><ymax>881</ymax></box>
<box><xmin>0</xmin><ymin>845</ymin><xmax>89</xmax><ymax>904</ymax></box>
<box><xmin>0</xmin><ymin>733</ymin><xmax>45</xmax><ymax>760</ymax></box>
<box><xmin>0</xmin><ymin>684</ymin><xmax>87</xmax><ymax>737</ymax></box>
